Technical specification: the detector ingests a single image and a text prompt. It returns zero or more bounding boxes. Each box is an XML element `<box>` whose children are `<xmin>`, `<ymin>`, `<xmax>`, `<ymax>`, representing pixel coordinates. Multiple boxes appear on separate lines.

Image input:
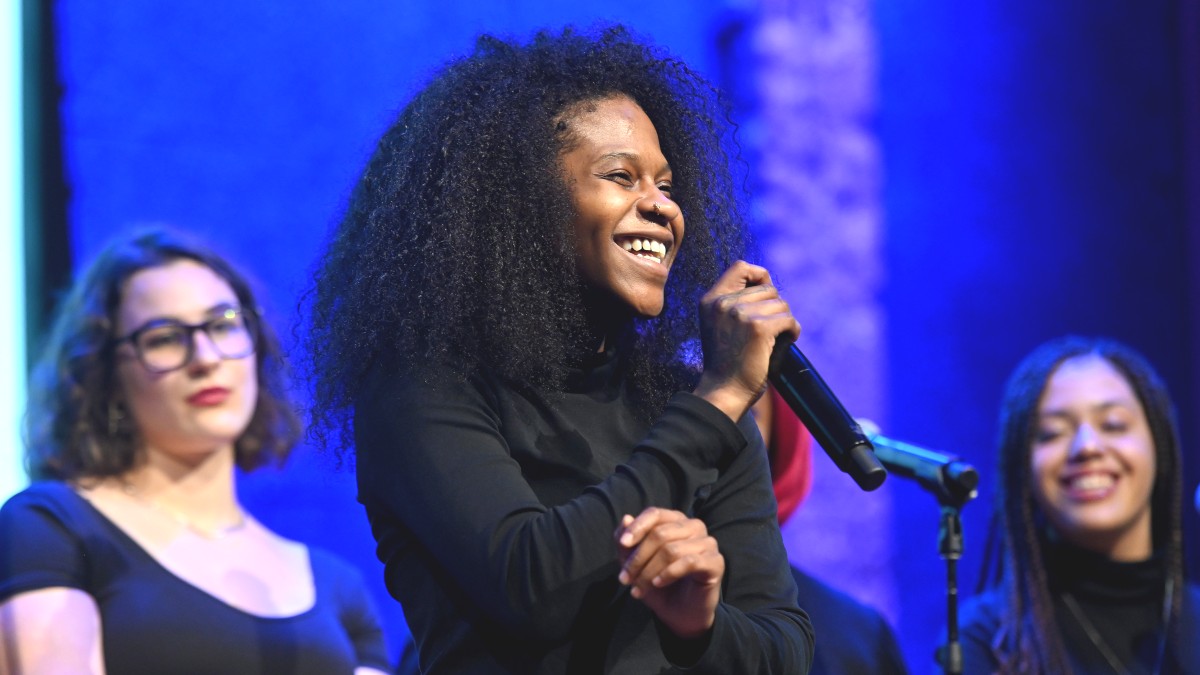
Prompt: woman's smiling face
<box><xmin>559</xmin><ymin>95</ymin><xmax>684</xmax><ymax>319</ymax></box>
<box><xmin>1030</xmin><ymin>354</ymin><xmax>1156</xmax><ymax>560</ymax></box>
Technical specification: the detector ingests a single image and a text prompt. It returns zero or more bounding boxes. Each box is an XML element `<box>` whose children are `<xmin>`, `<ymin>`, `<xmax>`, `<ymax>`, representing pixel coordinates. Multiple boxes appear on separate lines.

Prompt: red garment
<box><xmin>767</xmin><ymin>385</ymin><xmax>813</xmax><ymax>524</ymax></box>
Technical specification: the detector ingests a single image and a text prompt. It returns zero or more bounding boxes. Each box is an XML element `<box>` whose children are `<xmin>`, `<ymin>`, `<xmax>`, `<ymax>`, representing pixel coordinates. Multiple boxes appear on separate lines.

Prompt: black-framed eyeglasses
<box><xmin>114</xmin><ymin>306</ymin><xmax>258</xmax><ymax>373</ymax></box>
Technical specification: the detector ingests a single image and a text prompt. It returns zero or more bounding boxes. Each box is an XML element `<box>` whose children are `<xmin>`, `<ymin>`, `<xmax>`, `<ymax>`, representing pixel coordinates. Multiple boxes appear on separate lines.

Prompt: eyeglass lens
<box><xmin>134</xmin><ymin>308</ymin><xmax>255</xmax><ymax>372</ymax></box>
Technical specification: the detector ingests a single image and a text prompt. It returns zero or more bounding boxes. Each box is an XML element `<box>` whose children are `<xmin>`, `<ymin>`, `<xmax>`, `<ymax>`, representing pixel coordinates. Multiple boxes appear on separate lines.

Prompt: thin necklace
<box><xmin>120</xmin><ymin>482</ymin><xmax>248</xmax><ymax>539</ymax></box>
<box><xmin>1060</xmin><ymin>577</ymin><xmax>1173</xmax><ymax>675</ymax></box>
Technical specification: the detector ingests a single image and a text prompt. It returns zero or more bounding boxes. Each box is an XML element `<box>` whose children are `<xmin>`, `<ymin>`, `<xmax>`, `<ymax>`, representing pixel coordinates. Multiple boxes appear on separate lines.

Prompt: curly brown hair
<box><xmin>24</xmin><ymin>228</ymin><xmax>302</xmax><ymax>480</ymax></box>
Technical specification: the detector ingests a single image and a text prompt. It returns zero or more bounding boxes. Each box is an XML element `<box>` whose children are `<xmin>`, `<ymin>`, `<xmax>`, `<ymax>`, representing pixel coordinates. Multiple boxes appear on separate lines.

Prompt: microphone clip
<box><xmin>858</xmin><ymin>421</ymin><xmax>978</xmax><ymax>508</ymax></box>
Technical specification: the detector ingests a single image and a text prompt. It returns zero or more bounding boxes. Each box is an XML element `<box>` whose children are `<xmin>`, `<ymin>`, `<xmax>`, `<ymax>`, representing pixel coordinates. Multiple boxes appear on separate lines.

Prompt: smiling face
<box><xmin>559</xmin><ymin>95</ymin><xmax>684</xmax><ymax>319</ymax></box>
<box><xmin>1030</xmin><ymin>354</ymin><xmax>1156</xmax><ymax>560</ymax></box>
<box><xmin>114</xmin><ymin>259</ymin><xmax>258</xmax><ymax>467</ymax></box>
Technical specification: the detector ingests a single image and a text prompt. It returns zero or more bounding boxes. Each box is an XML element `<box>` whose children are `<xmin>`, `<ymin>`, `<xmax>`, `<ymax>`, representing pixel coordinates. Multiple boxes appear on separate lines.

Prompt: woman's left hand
<box><xmin>614</xmin><ymin>507</ymin><xmax>724</xmax><ymax>640</ymax></box>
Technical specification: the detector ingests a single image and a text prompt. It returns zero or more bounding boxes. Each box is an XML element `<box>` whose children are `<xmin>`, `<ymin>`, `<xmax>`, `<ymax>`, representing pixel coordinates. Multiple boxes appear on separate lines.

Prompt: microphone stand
<box><xmin>863</xmin><ymin>430</ymin><xmax>977</xmax><ymax>675</ymax></box>
<box><xmin>936</xmin><ymin>499</ymin><xmax>967</xmax><ymax>675</ymax></box>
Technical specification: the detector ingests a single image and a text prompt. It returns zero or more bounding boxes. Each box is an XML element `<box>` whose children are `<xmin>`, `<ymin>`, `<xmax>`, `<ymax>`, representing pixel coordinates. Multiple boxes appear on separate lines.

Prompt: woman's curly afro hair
<box><xmin>304</xmin><ymin>25</ymin><xmax>753</xmax><ymax>451</ymax></box>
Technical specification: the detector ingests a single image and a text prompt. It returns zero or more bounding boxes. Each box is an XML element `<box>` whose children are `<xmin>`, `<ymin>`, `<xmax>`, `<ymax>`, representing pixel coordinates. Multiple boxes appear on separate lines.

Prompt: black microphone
<box><xmin>857</xmin><ymin>420</ymin><xmax>979</xmax><ymax>505</ymax></box>
<box><xmin>768</xmin><ymin>343</ymin><xmax>886</xmax><ymax>491</ymax></box>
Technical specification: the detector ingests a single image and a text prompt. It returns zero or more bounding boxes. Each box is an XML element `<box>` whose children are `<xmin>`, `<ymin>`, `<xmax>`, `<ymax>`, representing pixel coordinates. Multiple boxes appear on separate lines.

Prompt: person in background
<box><xmin>754</xmin><ymin>387</ymin><xmax>910</xmax><ymax>675</ymax></box>
<box><xmin>0</xmin><ymin>229</ymin><xmax>392</xmax><ymax>674</ymax></box>
<box><xmin>959</xmin><ymin>335</ymin><xmax>1199</xmax><ymax>673</ymax></box>
<box><xmin>305</xmin><ymin>25</ymin><xmax>813</xmax><ymax>674</ymax></box>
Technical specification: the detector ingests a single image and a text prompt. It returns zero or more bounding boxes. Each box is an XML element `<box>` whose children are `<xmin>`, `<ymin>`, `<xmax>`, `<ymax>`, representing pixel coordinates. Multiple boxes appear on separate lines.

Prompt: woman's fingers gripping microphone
<box><xmin>696</xmin><ymin>261</ymin><xmax>801</xmax><ymax>420</ymax></box>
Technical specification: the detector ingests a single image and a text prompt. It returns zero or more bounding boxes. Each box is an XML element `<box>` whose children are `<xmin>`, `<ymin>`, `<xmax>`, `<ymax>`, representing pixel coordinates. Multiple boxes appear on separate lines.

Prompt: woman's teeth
<box><xmin>621</xmin><ymin>238</ymin><xmax>667</xmax><ymax>262</ymax></box>
<box><xmin>1068</xmin><ymin>474</ymin><xmax>1115</xmax><ymax>491</ymax></box>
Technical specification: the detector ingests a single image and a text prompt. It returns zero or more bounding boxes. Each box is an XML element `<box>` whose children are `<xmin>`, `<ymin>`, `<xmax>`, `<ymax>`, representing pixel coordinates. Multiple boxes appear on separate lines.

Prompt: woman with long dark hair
<box><xmin>960</xmin><ymin>336</ymin><xmax>1199</xmax><ymax>673</ymax></box>
<box><xmin>305</xmin><ymin>25</ymin><xmax>813</xmax><ymax>674</ymax></box>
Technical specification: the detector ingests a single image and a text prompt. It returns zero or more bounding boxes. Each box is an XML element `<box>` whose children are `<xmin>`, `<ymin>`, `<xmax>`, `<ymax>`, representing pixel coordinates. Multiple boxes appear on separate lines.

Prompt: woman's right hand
<box><xmin>693</xmin><ymin>261</ymin><xmax>800</xmax><ymax>423</ymax></box>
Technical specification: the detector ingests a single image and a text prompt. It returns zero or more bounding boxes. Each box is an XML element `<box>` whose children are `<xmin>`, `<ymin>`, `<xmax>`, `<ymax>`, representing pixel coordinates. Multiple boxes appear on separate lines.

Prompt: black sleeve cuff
<box><xmin>639</xmin><ymin>392</ymin><xmax>748</xmax><ymax>472</ymax></box>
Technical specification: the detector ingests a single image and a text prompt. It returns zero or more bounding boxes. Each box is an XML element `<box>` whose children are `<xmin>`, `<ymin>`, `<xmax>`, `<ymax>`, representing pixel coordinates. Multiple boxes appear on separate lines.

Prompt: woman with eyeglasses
<box><xmin>0</xmin><ymin>229</ymin><xmax>392</xmax><ymax>674</ymax></box>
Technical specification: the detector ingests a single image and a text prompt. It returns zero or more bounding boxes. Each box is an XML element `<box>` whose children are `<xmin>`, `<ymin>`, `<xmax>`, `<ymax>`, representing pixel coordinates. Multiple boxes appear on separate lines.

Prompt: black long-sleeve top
<box><xmin>354</xmin><ymin>349</ymin><xmax>814</xmax><ymax>674</ymax></box>
<box><xmin>959</xmin><ymin>543</ymin><xmax>1200</xmax><ymax>673</ymax></box>
<box><xmin>790</xmin><ymin>566</ymin><xmax>908</xmax><ymax>675</ymax></box>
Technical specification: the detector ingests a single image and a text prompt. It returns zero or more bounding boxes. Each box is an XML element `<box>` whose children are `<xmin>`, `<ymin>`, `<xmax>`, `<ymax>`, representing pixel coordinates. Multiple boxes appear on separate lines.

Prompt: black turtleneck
<box><xmin>959</xmin><ymin>540</ymin><xmax>1200</xmax><ymax>674</ymax></box>
<box><xmin>1046</xmin><ymin>542</ymin><xmax>1167</xmax><ymax>674</ymax></box>
<box><xmin>354</xmin><ymin>349</ymin><xmax>814</xmax><ymax>674</ymax></box>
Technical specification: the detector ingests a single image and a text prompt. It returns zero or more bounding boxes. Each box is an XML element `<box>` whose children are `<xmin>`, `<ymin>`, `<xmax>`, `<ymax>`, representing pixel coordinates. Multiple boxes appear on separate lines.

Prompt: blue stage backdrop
<box><xmin>49</xmin><ymin>0</ymin><xmax>1197</xmax><ymax>670</ymax></box>
<box><xmin>876</xmin><ymin>1</ymin><xmax>1195</xmax><ymax>667</ymax></box>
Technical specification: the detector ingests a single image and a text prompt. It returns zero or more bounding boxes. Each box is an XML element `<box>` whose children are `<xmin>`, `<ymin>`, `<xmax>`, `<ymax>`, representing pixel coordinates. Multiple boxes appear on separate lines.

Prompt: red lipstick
<box><xmin>187</xmin><ymin>387</ymin><xmax>230</xmax><ymax>406</ymax></box>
